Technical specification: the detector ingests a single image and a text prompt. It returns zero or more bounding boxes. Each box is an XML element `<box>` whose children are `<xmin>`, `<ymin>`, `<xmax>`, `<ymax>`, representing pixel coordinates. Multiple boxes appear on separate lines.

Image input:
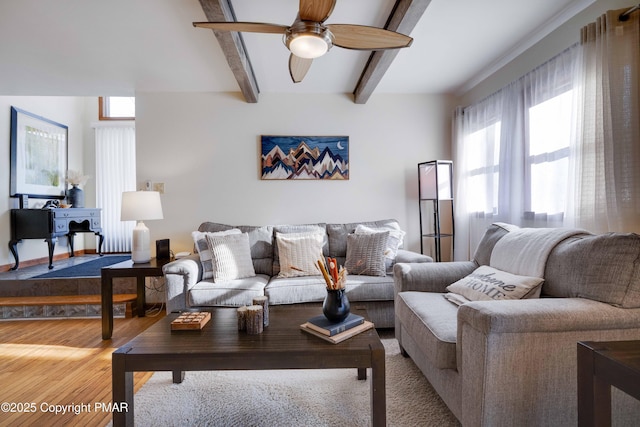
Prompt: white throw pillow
<box><xmin>444</xmin><ymin>265</ymin><xmax>544</xmax><ymax>306</ymax></box>
<box><xmin>276</xmin><ymin>232</ymin><xmax>324</xmax><ymax>278</ymax></box>
<box><xmin>206</xmin><ymin>233</ymin><xmax>256</xmax><ymax>282</ymax></box>
<box><xmin>192</xmin><ymin>229</ymin><xmax>242</xmax><ymax>280</ymax></box>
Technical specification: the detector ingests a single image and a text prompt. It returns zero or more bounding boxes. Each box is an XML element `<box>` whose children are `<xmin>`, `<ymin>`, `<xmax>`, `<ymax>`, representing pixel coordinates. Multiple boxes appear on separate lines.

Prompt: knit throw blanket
<box><xmin>489</xmin><ymin>223</ymin><xmax>590</xmax><ymax>277</ymax></box>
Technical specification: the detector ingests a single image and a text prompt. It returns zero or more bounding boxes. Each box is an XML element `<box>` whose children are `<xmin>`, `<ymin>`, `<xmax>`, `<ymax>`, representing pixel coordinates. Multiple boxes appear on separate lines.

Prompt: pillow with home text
<box><xmin>444</xmin><ymin>265</ymin><xmax>544</xmax><ymax>306</ymax></box>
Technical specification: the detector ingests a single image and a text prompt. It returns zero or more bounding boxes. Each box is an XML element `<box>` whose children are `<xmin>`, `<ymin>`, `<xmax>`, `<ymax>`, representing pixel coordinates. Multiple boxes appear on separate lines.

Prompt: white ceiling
<box><xmin>0</xmin><ymin>0</ymin><xmax>594</xmax><ymax>98</ymax></box>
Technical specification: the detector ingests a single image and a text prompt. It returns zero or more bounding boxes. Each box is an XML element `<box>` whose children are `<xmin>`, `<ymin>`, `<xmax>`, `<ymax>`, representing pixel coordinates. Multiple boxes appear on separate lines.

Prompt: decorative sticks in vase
<box><xmin>317</xmin><ymin>258</ymin><xmax>347</xmax><ymax>290</ymax></box>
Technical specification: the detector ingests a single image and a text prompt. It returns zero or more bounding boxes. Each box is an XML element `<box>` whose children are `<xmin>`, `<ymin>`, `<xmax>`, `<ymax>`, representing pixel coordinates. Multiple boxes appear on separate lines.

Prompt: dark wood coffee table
<box><xmin>577</xmin><ymin>340</ymin><xmax>640</xmax><ymax>426</ymax></box>
<box><xmin>112</xmin><ymin>306</ymin><xmax>386</xmax><ymax>426</ymax></box>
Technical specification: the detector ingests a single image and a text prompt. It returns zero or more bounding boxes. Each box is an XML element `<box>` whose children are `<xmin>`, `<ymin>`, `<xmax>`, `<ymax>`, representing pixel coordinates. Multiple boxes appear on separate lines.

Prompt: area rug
<box><xmin>33</xmin><ymin>255</ymin><xmax>130</xmax><ymax>279</ymax></box>
<box><xmin>129</xmin><ymin>339</ymin><xmax>460</xmax><ymax>426</ymax></box>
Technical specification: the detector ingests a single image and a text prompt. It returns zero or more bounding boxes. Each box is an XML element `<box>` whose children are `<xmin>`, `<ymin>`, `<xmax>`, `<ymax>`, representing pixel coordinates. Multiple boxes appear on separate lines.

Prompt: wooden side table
<box><xmin>577</xmin><ymin>340</ymin><xmax>640</xmax><ymax>426</ymax></box>
<box><xmin>101</xmin><ymin>258</ymin><xmax>171</xmax><ymax>340</ymax></box>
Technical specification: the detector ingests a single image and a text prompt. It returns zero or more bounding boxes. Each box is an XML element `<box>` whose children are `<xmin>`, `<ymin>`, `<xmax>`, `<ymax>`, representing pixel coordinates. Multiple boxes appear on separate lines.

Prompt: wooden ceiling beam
<box><xmin>353</xmin><ymin>0</ymin><xmax>432</xmax><ymax>104</ymax></box>
<box><xmin>198</xmin><ymin>0</ymin><xmax>259</xmax><ymax>103</ymax></box>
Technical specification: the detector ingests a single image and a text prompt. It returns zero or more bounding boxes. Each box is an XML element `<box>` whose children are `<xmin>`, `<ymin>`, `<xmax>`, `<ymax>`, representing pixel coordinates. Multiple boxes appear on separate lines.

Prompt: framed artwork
<box><xmin>261</xmin><ymin>135</ymin><xmax>349</xmax><ymax>180</ymax></box>
<box><xmin>10</xmin><ymin>107</ymin><xmax>68</xmax><ymax>199</ymax></box>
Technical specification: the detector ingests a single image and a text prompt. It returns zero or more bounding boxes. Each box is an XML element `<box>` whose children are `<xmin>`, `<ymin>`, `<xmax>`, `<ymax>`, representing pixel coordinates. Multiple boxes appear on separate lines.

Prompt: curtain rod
<box><xmin>619</xmin><ymin>4</ymin><xmax>640</xmax><ymax>21</ymax></box>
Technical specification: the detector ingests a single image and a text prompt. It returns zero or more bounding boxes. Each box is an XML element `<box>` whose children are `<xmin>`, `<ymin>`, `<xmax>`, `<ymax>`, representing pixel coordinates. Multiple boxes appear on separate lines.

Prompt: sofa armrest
<box><xmin>163</xmin><ymin>255</ymin><xmax>202</xmax><ymax>313</ymax></box>
<box><xmin>456</xmin><ymin>298</ymin><xmax>640</xmax><ymax>426</ymax></box>
<box><xmin>395</xmin><ymin>249</ymin><xmax>433</xmax><ymax>263</ymax></box>
<box><xmin>393</xmin><ymin>261</ymin><xmax>477</xmax><ymax>294</ymax></box>
<box><xmin>458</xmin><ymin>298</ymin><xmax>640</xmax><ymax>336</ymax></box>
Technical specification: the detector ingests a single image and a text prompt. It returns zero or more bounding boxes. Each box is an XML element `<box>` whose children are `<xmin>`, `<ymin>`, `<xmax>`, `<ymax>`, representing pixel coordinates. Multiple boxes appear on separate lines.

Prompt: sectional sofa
<box><xmin>394</xmin><ymin>222</ymin><xmax>640</xmax><ymax>426</ymax></box>
<box><xmin>163</xmin><ymin>219</ymin><xmax>430</xmax><ymax>328</ymax></box>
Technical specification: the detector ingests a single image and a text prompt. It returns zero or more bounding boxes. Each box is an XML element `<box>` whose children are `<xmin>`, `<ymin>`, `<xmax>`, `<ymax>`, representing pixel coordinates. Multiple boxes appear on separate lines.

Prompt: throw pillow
<box><xmin>444</xmin><ymin>265</ymin><xmax>544</xmax><ymax>306</ymax></box>
<box><xmin>355</xmin><ymin>224</ymin><xmax>406</xmax><ymax>272</ymax></box>
<box><xmin>345</xmin><ymin>231</ymin><xmax>389</xmax><ymax>277</ymax></box>
<box><xmin>206</xmin><ymin>232</ymin><xmax>256</xmax><ymax>282</ymax></box>
<box><xmin>192</xmin><ymin>229</ymin><xmax>241</xmax><ymax>280</ymax></box>
<box><xmin>276</xmin><ymin>232</ymin><xmax>325</xmax><ymax>278</ymax></box>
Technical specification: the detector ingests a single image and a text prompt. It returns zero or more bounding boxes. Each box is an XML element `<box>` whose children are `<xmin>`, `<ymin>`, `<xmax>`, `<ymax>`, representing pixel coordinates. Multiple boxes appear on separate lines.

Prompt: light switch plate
<box><xmin>153</xmin><ymin>182</ymin><xmax>165</xmax><ymax>194</ymax></box>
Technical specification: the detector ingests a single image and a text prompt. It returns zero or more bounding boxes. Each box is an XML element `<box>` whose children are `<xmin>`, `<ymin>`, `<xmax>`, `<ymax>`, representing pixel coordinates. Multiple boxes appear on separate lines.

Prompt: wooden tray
<box><xmin>171</xmin><ymin>311</ymin><xmax>211</xmax><ymax>330</ymax></box>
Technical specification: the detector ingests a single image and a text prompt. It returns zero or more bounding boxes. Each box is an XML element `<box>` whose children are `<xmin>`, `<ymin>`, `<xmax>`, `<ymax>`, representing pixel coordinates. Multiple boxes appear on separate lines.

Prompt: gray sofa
<box><xmin>163</xmin><ymin>219</ymin><xmax>430</xmax><ymax>328</ymax></box>
<box><xmin>394</xmin><ymin>222</ymin><xmax>640</xmax><ymax>426</ymax></box>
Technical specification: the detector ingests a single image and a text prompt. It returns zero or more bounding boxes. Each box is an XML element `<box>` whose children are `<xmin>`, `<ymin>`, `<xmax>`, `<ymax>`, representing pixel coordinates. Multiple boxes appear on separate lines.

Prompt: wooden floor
<box><xmin>0</xmin><ymin>312</ymin><xmax>165</xmax><ymax>426</ymax></box>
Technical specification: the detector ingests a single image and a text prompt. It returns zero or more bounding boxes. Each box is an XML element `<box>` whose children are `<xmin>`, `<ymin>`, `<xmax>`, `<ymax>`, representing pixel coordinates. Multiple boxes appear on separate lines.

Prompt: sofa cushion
<box><xmin>396</xmin><ymin>291</ymin><xmax>458</xmax><ymax>369</ymax></box>
<box><xmin>207</xmin><ymin>233</ymin><xmax>256</xmax><ymax>282</ymax></box>
<box><xmin>343</xmin><ymin>275</ymin><xmax>395</xmax><ymax>301</ymax></box>
<box><xmin>199</xmin><ymin>222</ymin><xmax>274</xmax><ymax>276</ymax></box>
<box><xmin>266</xmin><ymin>274</ymin><xmax>395</xmax><ymax>305</ymax></box>
<box><xmin>265</xmin><ymin>276</ymin><xmax>327</xmax><ymax>305</ymax></box>
<box><xmin>543</xmin><ymin>232</ymin><xmax>640</xmax><ymax>308</ymax></box>
<box><xmin>445</xmin><ymin>265</ymin><xmax>544</xmax><ymax>305</ymax></box>
<box><xmin>275</xmin><ymin>231</ymin><xmax>324</xmax><ymax>278</ymax></box>
<box><xmin>192</xmin><ymin>228</ymin><xmax>241</xmax><ymax>280</ymax></box>
<box><xmin>355</xmin><ymin>224</ymin><xmax>405</xmax><ymax>272</ymax></box>
<box><xmin>345</xmin><ymin>231</ymin><xmax>389</xmax><ymax>276</ymax></box>
<box><xmin>188</xmin><ymin>274</ymin><xmax>270</xmax><ymax>307</ymax></box>
<box><xmin>326</xmin><ymin>219</ymin><xmax>404</xmax><ymax>266</ymax></box>
<box><xmin>272</xmin><ymin>224</ymin><xmax>327</xmax><ymax>276</ymax></box>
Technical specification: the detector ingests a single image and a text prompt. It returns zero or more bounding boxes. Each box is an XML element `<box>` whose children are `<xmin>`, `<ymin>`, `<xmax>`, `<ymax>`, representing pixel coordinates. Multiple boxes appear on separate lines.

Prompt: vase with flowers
<box><xmin>317</xmin><ymin>258</ymin><xmax>350</xmax><ymax>323</ymax></box>
<box><xmin>66</xmin><ymin>170</ymin><xmax>90</xmax><ymax>208</ymax></box>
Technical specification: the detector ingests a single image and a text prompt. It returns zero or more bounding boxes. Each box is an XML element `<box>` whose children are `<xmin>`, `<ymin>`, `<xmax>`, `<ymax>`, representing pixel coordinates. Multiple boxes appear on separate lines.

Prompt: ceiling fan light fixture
<box><xmin>289</xmin><ymin>34</ymin><xmax>328</xmax><ymax>58</ymax></box>
<box><xmin>285</xmin><ymin>22</ymin><xmax>333</xmax><ymax>59</ymax></box>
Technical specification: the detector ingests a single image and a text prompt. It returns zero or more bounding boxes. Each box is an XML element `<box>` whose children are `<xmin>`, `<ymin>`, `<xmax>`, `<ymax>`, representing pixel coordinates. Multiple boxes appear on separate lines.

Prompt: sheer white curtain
<box><xmin>454</xmin><ymin>46</ymin><xmax>580</xmax><ymax>260</ymax></box>
<box><xmin>95</xmin><ymin>125</ymin><xmax>136</xmax><ymax>252</ymax></box>
<box><xmin>571</xmin><ymin>8</ymin><xmax>640</xmax><ymax>233</ymax></box>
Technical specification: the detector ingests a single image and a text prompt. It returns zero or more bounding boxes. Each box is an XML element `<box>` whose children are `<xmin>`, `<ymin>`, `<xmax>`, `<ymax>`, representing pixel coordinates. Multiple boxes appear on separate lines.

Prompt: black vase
<box><xmin>322</xmin><ymin>288</ymin><xmax>350</xmax><ymax>323</ymax></box>
<box><xmin>67</xmin><ymin>185</ymin><xmax>84</xmax><ymax>208</ymax></box>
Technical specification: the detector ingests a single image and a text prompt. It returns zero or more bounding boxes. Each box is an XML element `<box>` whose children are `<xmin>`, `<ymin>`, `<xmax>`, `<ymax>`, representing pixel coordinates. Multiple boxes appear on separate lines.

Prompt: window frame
<box><xmin>98</xmin><ymin>97</ymin><xmax>135</xmax><ymax>121</ymax></box>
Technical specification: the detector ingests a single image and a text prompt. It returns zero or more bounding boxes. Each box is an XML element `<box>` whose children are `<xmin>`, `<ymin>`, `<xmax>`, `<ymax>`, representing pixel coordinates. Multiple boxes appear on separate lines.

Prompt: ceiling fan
<box><xmin>193</xmin><ymin>0</ymin><xmax>413</xmax><ymax>83</ymax></box>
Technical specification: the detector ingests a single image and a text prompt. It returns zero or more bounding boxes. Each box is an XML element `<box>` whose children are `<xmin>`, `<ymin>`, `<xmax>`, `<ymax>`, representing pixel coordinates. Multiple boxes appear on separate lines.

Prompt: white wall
<box><xmin>0</xmin><ymin>96</ymin><xmax>95</xmax><ymax>268</ymax></box>
<box><xmin>460</xmin><ymin>0</ymin><xmax>633</xmax><ymax>105</ymax></box>
<box><xmin>135</xmin><ymin>92</ymin><xmax>454</xmax><ymax>255</ymax></box>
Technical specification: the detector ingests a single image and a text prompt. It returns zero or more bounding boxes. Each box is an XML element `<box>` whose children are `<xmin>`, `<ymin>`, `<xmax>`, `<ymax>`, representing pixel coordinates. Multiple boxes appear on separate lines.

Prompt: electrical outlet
<box><xmin>153</xmin><ymin>182</ymin><xmax>165</xmax><ymax>194</ymax></box>
<box><xmin>145</xmin><ymin>180</ymin><xmax>152</xmax><ymax>191</ymax></box>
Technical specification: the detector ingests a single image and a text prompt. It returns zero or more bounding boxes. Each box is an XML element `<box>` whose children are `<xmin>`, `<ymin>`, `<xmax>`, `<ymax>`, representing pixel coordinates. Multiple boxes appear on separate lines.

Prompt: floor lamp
<box><xmin>121</xmin><ymin>191</ymin><xmax>164</xmax><ymax>263</ymax></box>
<box><xmin>418</xmin><ymin>160</ymin><xmax>454</xmax><ymax>261</ymax></box>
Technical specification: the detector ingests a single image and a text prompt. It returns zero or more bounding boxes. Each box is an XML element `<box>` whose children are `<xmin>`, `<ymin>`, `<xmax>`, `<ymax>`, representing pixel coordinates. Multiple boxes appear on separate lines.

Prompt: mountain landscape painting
<box><xmin>261</xmin><ymin>135</ymin><xmax>349</xmax><ymax>180</ymax></box>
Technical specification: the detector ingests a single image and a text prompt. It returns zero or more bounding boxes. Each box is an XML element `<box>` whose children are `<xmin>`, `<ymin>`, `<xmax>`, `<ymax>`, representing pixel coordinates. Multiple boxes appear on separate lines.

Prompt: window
<box><xmin>454</xmin><ymin>44</ymin><xmax>585</xmax><ymax>259</ymax></box>
<box><xmin>466</xmin><ymin>121</ymin><xmax>501</xmax><ymax>216</ymax></box>
<box><xmin>99</xmin><ymin>97</ymin><xmax>135</xmax><ymax>120</ymax></box>
<box><xmin>526</xmin><ymin>90</ymin><xmax>573</xmax><ymax>219</ymax></box>
<box><xmin>95</xmin><ymin>125</ymin><xmax>136</xmax><ymax>252</ymax></box>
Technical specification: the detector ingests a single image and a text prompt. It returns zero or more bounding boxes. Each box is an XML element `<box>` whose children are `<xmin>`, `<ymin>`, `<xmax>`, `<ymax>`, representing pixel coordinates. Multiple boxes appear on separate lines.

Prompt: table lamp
<box><xmin>121</xmin><ymin>191</ymin><xmax>164</xmax><ymax>263</ymax></box>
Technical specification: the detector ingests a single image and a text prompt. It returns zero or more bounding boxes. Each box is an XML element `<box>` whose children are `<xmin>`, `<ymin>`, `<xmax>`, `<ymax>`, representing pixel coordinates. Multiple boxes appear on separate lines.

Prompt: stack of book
<box><xmin>300</xmin><ymin>313</ymin><xmax>374</xmax><ymax>343</ymax></box>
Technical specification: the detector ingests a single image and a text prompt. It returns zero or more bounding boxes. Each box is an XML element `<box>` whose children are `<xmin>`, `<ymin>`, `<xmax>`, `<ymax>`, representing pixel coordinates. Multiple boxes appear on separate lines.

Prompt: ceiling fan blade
<box><xmin>193</xmin><ymin>22</ymin><xmax>288</xmax><ymax>34</ymax></box>
<box><xmin>327</xmin><ymin>24</ymin><xmax>413</xmax><ymax>50</ymax></box>
<box><xmin>289</xmin><ymin>54</ymin><xmax>313</xmax><ymax>83</ymax></box>
<box><xmin>299</xmin><ymin>0</ymin><xmax>336</xmax><ymax>23</ymax></box>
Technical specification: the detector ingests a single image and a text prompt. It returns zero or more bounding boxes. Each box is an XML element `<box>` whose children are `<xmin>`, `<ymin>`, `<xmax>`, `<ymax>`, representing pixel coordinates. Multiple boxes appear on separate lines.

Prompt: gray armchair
<box><xmin>394</xmin><ymin>223</ymin><xmax>640</xmax><ymax>426</ymax></box>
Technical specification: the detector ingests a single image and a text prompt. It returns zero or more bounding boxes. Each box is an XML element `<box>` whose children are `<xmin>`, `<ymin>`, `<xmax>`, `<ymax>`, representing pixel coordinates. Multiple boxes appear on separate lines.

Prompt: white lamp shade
<box><xmin>121</xmin><ymin>191</ymin><xmax>164</xmax><ymax>221</ymax></box>
<box><xmin>419</xmin><ymin>162</ymin><xmax>452</xmax><ymax>200</ymax></box>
